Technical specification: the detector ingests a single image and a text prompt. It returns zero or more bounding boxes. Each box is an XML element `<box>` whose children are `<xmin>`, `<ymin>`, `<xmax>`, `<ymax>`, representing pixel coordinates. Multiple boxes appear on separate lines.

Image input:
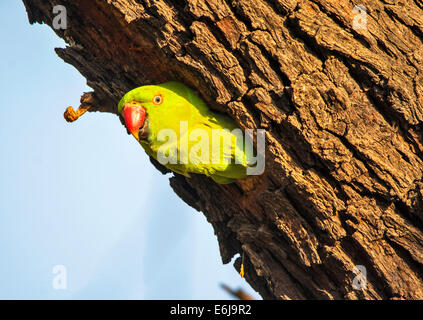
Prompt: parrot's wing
<box><xmin>184</xmin><ymin>119</ymin><xmax>249</xmax><ymax>181</ymax></box>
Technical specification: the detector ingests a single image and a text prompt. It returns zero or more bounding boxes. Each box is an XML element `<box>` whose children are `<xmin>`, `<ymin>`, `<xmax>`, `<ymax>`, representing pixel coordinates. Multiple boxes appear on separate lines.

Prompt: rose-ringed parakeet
<box><xmin>118</xmin><ymin>82</ymin><xmax>252</xmax><ymax>184</ymax></box>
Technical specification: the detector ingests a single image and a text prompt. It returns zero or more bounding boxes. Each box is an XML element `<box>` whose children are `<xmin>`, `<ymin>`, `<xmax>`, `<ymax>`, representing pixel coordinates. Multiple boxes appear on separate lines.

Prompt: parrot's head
<box><xmin>118</xmin><ymin>82</ymin><xmax>194</xmax><ymax>142</ymax></box>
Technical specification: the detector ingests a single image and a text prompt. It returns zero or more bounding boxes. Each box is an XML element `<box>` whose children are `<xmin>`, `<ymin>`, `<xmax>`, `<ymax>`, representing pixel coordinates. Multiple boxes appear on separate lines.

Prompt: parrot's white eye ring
<box><xmin>153</xmin><ymin>95</ymin><xmax>163</xmax><ymax>105</ymax></box>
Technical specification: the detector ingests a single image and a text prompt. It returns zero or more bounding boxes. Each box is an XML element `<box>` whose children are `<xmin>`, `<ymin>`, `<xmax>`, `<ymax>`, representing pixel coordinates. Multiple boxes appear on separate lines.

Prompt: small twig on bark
<box><xmin>64</xmin><ymin>92</ymin><xmax>97</xmax><ymax>122</ymax></box>
<box><xmin>221</xmin><ymin>284</ymin><xmax>255</xmax><ymax>300</ymax></box>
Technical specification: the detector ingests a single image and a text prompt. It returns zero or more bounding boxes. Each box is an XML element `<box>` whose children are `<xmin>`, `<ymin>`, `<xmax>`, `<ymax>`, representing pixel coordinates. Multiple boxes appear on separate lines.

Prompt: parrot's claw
<box><xmin>64</xmin><ymin>104</ymin><xmax>90</xmax><ymax>123</ymax></box>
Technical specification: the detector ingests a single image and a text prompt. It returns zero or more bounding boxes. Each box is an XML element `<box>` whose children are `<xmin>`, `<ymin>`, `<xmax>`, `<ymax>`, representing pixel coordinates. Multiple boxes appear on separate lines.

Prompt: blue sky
<box><xmin>0</xmin><ymin>1</ymin><xmax>259</xmax><ymax>299</ymax></box>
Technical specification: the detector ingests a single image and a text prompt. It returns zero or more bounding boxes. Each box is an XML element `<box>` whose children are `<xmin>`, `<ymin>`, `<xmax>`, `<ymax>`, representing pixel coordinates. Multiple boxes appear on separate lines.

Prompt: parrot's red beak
<box><xmin>123</xmin><ymin>103</ymin><xmax>146</xmax><ymax>141</ymax></box>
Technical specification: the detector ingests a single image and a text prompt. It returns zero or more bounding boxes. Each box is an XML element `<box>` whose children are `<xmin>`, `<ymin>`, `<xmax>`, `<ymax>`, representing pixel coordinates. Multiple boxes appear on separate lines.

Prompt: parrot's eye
<box><xmin>153</xmin><ymin>95</ymin><xmax>163</xmax><ymax>105</ymax></box>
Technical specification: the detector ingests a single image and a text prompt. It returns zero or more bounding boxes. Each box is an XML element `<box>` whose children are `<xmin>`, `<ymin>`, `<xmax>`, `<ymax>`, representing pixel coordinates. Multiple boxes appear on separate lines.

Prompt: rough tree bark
<box><xmin>23</xmin><ymin>0</ymin><xmax>423</xmax><ymax>299</ymax></box>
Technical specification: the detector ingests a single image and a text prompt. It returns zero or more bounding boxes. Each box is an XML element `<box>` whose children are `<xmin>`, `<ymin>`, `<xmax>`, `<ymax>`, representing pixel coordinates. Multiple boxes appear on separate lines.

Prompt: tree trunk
<box><xmin>23</xmin><ymin>0</ymin><xmax>423</xmax><ymax>299</ymax></box>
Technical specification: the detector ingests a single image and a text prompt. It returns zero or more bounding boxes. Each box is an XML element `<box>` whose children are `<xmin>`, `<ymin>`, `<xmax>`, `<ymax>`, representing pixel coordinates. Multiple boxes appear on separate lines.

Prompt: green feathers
<box><xmin>118</xmin><ymin>82</ymin><xmax>250</xmax><ymax>184</ymax></box>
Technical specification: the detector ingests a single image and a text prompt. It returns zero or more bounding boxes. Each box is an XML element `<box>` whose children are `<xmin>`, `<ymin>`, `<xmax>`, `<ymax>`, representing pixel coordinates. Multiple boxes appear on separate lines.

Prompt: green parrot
<box><xmin>117</xmin><ymin>82</ymin><xmax>252</xmax><ymax>184</ymax></box>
